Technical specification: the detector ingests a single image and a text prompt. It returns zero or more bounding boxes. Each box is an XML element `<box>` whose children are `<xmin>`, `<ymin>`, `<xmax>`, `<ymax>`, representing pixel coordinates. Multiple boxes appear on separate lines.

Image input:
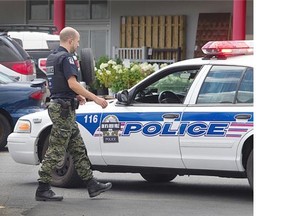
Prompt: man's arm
<box><xmin>67</xmin><ymin>76</ymin><xmax>108</xmax><ymax>108</ymax></box>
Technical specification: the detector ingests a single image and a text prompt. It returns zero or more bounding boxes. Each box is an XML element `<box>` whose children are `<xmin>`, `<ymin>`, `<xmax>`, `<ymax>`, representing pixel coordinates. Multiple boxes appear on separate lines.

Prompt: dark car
<box><xmin>0</xmin><ymin>72</ymin><xmax>46</xmax><ymax>149</ymax></box>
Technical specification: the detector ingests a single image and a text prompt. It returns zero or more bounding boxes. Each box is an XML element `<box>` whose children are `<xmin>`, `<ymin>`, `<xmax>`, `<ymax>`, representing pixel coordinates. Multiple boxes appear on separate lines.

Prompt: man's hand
<box><xmin>76</xmin><ymin>95</ymin><xmax>86</xmax><ymax>105</ymax></box>
<box><xmin>67</xmin><ymin>76</ymin><xmax>108</xmax><ymax>108</ymax></box>
<box><xmin>95</xmin><ymin>97</ymin><xmax>108</xmax><ymax>109</ymax></box>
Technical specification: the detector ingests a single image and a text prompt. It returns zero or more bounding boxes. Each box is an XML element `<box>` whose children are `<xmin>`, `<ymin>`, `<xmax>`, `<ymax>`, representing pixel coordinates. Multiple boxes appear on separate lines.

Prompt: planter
<box><xmin>96</xmin><ymin>88</ymin><xmax>108</xmax><ymax>96</ymax></box>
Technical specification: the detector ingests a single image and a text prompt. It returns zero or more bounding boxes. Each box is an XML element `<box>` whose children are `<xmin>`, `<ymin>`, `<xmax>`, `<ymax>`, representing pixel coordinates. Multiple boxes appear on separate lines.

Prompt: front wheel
<box><xmin>0</xmin><ymin>114</ymin><xmax>12</xmax><ymax>150</ymax></box>
<box><xmin>246</xmin><ymin>150</ymin><xmax>253</xmax><ymax>189</ymax></box>
<box><xmin>140</xmin><ymin>173</ymin><xmax>177</xmax><ymax>183</ymax></box>
<box><xmin>41</xmin><ymin>135</ymin><xmax>83</xmax><ymax>188</ymax></box>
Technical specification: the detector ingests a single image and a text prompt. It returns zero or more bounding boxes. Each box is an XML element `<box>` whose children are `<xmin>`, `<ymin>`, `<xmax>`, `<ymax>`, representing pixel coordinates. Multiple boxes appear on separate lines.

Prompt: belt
<box><xmin>51</xmin><ymin>98</ymin><xmax>74</xmax><ymax>102</ymax></box>
<box><xmin>51</xmin><ymin>98</ymin><xmax>79</xmax><ymax>110</ymax></box>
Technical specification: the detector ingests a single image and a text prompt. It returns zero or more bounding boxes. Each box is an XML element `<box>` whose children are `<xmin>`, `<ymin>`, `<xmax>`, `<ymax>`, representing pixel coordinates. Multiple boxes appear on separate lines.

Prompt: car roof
<box><xmin>7</xmin><ymin>31</ymin><xmax>59</xmax><ymax>49</ymax></box>
<box><xmin>169</xmin><ymin>54</ymin><xmax>254</xmax><ymax>68</ymax></box>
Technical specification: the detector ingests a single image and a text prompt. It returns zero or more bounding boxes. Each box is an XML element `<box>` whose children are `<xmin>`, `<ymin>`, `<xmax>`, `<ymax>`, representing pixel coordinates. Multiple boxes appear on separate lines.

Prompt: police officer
<box><xmin>35</xmin><ymin>27</ymin><xmax>112</xmax><ymax>201</ymax></box>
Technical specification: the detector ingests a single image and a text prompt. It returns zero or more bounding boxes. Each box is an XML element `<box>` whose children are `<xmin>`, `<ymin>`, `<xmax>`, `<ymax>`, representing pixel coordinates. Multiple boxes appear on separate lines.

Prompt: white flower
<box><xmin>160</xmin><ymin>63</ymin><xmax>168</xmax><ymax>68</ymax></box>
<box><xmin>131</xmin><ymin>64</ymin><xmax>140</xmax><ymax>73</ymax></box>
<box><xmin>108</xmin><ymin>60</ymin><xmax>116</xmax><ymax>65</ymax></box>
<box><xmin>152</xmin><ymin>63</ymin><xmax>159</xmax><ymax>71</ymax></box>
<box><xmin>113</xmin><ymin>64</ymin><xmax>122</xmax><ymax>71</ymax></box>
<box><xmin>106</xmin><ymin>70</ymin><xmax>111</xmax><ymax>75</ymax></box>
<box><xmin>100</xmin><ymin>63</ymin><xmax>108</xmax><ymax>69</ymax></box>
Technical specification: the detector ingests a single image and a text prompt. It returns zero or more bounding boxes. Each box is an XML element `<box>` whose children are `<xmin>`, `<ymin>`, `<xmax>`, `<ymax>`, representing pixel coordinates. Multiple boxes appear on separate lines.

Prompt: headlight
<box><xmin>15</xmin><ymin>120</ymin><xmax>31</xmax><ymax>133</ymax></box>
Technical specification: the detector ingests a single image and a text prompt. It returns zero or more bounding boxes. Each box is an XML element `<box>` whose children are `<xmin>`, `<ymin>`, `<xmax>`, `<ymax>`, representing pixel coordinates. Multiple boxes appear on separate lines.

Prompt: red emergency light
<box><xmin>201</xmin><ymin>40</ymin><xmax>253</xmax><ymax>56</ymax></box>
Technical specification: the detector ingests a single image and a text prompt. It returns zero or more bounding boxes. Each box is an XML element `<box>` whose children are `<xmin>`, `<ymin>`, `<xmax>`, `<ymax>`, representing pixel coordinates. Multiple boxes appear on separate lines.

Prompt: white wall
<box><xmin>0</xmin><ymin>1</ymin><xmax>26</xmax><ymax>24</ymax></box>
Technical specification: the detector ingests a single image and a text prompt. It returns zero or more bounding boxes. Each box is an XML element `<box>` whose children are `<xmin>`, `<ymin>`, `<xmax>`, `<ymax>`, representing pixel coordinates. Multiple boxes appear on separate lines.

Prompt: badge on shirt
<box><xmin>68</xmin><ymin>57</ymin><xmax>75</xmax><ymax>65</ymax></box>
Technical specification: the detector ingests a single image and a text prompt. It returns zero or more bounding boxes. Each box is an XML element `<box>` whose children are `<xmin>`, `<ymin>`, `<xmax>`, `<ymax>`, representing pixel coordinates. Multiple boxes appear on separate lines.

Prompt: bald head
<box><xmin>59</xmin><ymin>27</ymin><xmax>80</xmax><ymax>53</ymax></box>
<box><xmin>59</xmin><ymin>27</ymin><xmax>79</xmax><ymax>43</ymax></box>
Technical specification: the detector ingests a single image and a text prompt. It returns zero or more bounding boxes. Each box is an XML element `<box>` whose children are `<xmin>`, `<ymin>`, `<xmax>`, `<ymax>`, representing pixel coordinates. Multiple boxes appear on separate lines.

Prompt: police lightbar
<box><xmin>201</xmin><ymin>40</ymin><xmax>253</xmax><ymax>56</ymax></box>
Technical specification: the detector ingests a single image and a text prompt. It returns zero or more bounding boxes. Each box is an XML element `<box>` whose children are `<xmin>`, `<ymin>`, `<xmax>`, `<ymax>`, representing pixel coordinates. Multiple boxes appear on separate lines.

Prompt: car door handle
<box><xmin>235</xmin><ymin>114</ymin><xmax>252</xmax><ymax>120</ymax></box>
<box><xmin>162</xmin><ymin>113</ymin><xmax>180</xmax><ymax>119</ymax></box>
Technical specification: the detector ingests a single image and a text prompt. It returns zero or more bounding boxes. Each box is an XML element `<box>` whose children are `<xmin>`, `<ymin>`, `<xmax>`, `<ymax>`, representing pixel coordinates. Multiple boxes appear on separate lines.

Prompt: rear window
<box><xmin>0</xmin><ymin>37</ymin><xmax>29</xmax><ymax>62</ymax></box>
<box><xmin>47</xmin><ymin>40</ymin><xmax>60</xmax><ymax>50</ymax></box>
<box><xmin>197</xmin><ymin>65</ymin><xmax>253</xmax><ymax>104</ymax></box>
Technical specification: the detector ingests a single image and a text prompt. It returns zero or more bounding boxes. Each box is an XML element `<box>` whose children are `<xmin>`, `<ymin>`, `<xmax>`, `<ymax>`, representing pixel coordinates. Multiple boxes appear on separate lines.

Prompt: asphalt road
<box><xmin>0</xmin><ymin>149</ymin><xmax>253</xmax><ymax>216</ymax></box>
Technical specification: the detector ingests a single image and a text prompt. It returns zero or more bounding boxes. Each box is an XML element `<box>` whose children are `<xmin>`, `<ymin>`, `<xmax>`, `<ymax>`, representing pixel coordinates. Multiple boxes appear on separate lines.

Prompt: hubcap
<box><xmin>55</xmin><ymin>153</ymin><xmax>70</xmax><ymax>176</ymax></box>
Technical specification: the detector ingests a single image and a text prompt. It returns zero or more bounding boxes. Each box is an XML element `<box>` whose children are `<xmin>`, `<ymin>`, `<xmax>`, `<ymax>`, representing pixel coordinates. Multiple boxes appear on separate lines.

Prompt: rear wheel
<box><xmin>41</xmin><ymin>134</ymin><xmax>83</xmax><ymax>188</ymax></box>
<box><xmin>0</xmin><ymin>114</ymin><xmax>12</xmax><ymax>150</ymax></box>
<box><xmin>140</xmin><ymin>173</ymin><xmax>177</xmax><ymax>183</ymax></box>
<box><xmin>246</xmin><ymin>150</ymin><xmax>253</xmax><ymax>189</ymax></box>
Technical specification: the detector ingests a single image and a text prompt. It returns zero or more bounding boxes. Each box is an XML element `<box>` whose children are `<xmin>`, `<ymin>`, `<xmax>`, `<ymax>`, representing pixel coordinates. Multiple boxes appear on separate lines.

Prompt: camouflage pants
<box><xmin>38</xmin><ymin>102</ymin><xmax>93</xmax><ymax>183</ymax></box>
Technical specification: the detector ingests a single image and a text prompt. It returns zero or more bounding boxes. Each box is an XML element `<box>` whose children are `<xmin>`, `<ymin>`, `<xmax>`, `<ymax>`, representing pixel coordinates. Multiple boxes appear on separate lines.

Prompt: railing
<box><xmin>112</xmin><ymin>47</ymin><xmax>147</xmax><ymax>62</ymax></box>
<box><xmin>0</xmin><ymin>24</ymin><xmax>57</xmax><ymax>34</ymax></box>
<box><xmin>112</xmin><ymin>46</ymin><xmax>181</xmax><ymax>64</ymax></box>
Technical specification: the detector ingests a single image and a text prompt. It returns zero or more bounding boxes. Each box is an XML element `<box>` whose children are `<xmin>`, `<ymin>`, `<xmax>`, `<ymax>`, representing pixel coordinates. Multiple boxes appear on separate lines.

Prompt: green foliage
<box><xmin>154</xmin><ymin>74</ymin><xmax>190</xmax><ymax>93</ymax></box>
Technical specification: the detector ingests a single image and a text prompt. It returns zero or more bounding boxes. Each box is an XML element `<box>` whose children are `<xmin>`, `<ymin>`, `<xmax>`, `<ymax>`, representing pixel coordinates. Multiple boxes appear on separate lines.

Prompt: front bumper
<box><xmin>7</xmin><ymin>133</ymin><xmax>40</xmax><ymax>165</ymax></box>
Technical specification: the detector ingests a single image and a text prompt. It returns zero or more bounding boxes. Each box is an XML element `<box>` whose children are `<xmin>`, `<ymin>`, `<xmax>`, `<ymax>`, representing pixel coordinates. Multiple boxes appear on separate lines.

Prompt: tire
<box><xmin>41</xmin><ymin>135</ymin><xmax>83</xmax><ymax>188</ymax></box>
<box><xmin>246</xmin><ymin>150</ymin><xmax>253</xmax><ymax>189</ymax></box>
<box><xmin>0</xmin><ymin>114</ymin><xmax>12</xmax><ymax>150</ymax></box>
<box><xmin>140</xmin><ymin>173</ymin><xmax>177</xmax><ymax>183</ymax></box>
<box><xmin>80</xmin><ymin>48</ymin><xmax>95</xmax><ymax>86</ymax></box>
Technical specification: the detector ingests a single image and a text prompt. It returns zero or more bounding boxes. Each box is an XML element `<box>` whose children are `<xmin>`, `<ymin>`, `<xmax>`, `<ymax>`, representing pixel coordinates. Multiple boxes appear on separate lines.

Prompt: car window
<box><xmin>47</xmin><ymin>40</ymin><xmax>60</xmax><ymax>50</ymax></box>
<box><xmin>236</xmin><ymin>67</ymin><xmax>253</xmax><ymax>103</ymax></box>
<box><xmin>0</xmin><ymin>39</ymin><xmax>23</xmax><ymax>61</ymax></box>
<box><xmin>197</xmin><ymin>65</ymin><xmax>250</xmax><ymax>104</ymax></box>
<box><xmin>9</xmin><ymin>38</ymin><xmax>30</xmax><ymax>60</ymax></box>
<box><xmin>133</xmin><ymin>66</ymin><xmax>201</xmax><ymax>104</ymax></box>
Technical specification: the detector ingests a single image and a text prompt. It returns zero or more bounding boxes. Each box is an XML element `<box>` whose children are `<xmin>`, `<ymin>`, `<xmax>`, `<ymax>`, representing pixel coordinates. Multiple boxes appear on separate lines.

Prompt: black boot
<box><xmin>86</xmin><ymin>178</ymin><xmax>112</xmax><ymax>198</ymax></box>
<box><xmin>35</xmin><ymin>182</ymin><xmax>63</xmax><ymax>201</ymax></box>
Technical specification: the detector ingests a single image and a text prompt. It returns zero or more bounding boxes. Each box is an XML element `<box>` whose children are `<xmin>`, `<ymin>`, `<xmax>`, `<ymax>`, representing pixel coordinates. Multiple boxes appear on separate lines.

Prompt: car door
<box><xmin>99</xmin><ymin>66</ymin><xmax>202</xmax><ymax>169</ymax></box>
<box><xmin>179</xmin><ymin>65</ymin><xmax>254</xmax><ymax>171</ymax></box>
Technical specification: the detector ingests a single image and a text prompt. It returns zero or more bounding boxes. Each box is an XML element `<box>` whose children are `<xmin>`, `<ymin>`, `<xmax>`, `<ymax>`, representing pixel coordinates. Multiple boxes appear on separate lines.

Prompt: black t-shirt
<box><xmin>50</xmin><ymin>46</ymin><xmax>78</xmax><ymax>99</ymax></box>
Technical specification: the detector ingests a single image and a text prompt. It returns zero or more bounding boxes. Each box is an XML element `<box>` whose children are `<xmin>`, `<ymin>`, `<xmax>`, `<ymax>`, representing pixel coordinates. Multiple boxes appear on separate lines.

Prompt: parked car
<box><xmin>0</xmin><ymin>31</ymin><xmax>36</xmax><ymax>82</ymax></box>
<box><xmin>0</xmin><ymin>72</ymin><xmax>46</xmax><ymax>149</ymax></box>
<box><xmin>7</xmin><ymin>40</ymin><xmax>253</xmax><ymax>189</ymax></box>
<box><xmin>3</xmin><ymin>25</ymin><xmax>60</xmax><ymax>80</ymax></box>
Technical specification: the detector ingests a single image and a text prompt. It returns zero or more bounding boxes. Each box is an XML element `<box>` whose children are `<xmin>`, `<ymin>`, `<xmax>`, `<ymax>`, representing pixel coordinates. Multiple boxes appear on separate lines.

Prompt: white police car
<box><xmin>7</xmin><ymin>40</ymin><xmax>254</xmax><ymax>189</ymax></box>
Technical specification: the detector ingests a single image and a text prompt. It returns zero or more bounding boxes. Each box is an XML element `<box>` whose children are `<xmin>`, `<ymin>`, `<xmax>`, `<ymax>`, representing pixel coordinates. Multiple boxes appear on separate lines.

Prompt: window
<box><xmin>77</xmin><ymin>28</ymin><xmax>109</xmax><ymax>60</ymax></box>
<box><xmin>29</xmin><ymin>0</ymin><xmax>50</xmax><ymax>20</ymax></box>
<box><xmin>92</xmin><ymin>0</ymin><xmax>109</xmax><ymax>19</ymax></box>
<box><xmin>0</xmin><ymin>39</ymin><xmax>23</xmax><ymax>61</ymax></box>
<box><xmin>197</xmin><ymin>65</ymin><xmax>253</xmax><ymax>104</ymax></box>
<box><xmin>133</xmin><ymin>67</ymin><xmax>200</xmax><ymax>104</ymax></box>
<box><xmin>66</xmin><ymin>0</ymin><xmax>90</xmax><ymax>20</ymax></box>
<box><xmin>236</xmin><ymin>67</ymin><xmax>253</xmax><ymax>103</ymax></box>
<box><xmin>28</xmin><ymin>0</ymin><xmax>108</xmax><ymax>21</ymax></box>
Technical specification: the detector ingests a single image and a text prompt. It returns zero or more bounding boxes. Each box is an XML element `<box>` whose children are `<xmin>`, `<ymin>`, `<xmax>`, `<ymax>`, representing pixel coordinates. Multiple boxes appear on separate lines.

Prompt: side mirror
<box><xmin>116</xmin><ymin>90</ymin><xmax>129</xmax><ymax>104</ymax></box>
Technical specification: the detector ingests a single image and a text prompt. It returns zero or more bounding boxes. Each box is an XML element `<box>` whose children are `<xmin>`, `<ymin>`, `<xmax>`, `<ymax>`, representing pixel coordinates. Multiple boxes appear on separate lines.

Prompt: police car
<box><xmin>7</xmin><ymin>40</ymin><xmax>254</xmax><ymax>189</ymax></box>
